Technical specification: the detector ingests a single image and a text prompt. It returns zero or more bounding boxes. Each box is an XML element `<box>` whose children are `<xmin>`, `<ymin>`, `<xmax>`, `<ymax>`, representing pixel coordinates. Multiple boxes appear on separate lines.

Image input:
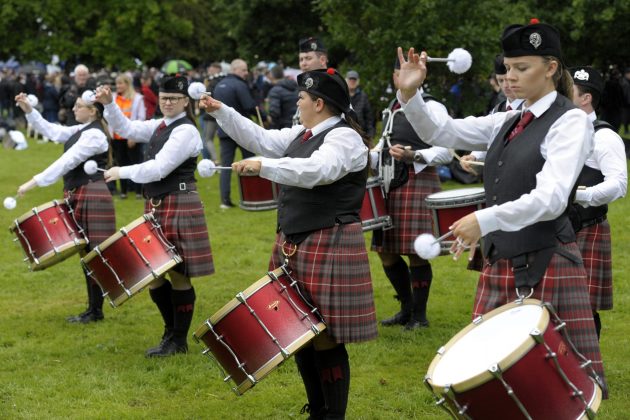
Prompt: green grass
<box><xmin>1</xmin><ymin>139</ymin><xmax>629</xmax><ymax>419</ymax></box>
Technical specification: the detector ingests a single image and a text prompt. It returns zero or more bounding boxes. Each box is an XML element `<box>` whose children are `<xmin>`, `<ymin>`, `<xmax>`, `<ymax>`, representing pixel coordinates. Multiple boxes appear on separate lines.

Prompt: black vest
<box><xmin>277</xmin><ymin>121</ymin><xmax>367</xmax><ymax>242</ymax></box>
<box><xmin>569</xmin><ymin>120</ymin><xmax>615</xmax><ymax>230</ymax></box>
<box><xmin>63</xmin><ymin>120</ymin><xmax>108</xmax><ymax>190</ymax></box>
<box><xmin>384</xmin><ymin>95</ymin><xmax>435</xmax><ymax>150</ymax></box>
<box><xmin>143</xmin><ymin>117</ymin><xmax>198</xmax><ymax>199</ymax></box>
<box><xmin>483</xmin><ymin>94</ymin><xmax>577</xmax><ymax>262</ymax></box>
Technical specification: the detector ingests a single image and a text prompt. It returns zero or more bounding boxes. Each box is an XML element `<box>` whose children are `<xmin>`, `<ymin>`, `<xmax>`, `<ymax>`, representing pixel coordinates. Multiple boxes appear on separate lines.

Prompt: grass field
<box><xmin>0</xmin><ymin>138</ymin><xmax>628</xmax><ymax>419</ymax></box>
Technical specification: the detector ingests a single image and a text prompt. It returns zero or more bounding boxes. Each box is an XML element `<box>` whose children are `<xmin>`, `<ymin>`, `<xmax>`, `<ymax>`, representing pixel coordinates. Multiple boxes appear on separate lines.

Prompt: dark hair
<box><xmin>306</xmin><ymin>92</ymin><xmax>370</xmax><ymax>149</ymax></box>
<box><xmin>543</xmin><ymin>56</ymin><xmax>573</xmax><ymax>100</ymax></box>
<box><xmin>184</xmin><ymin>100</ymin><xmax>198</xmax><ymax>130</ymax></box>
<box><xmin>575</xmin><ymin>84</ymin><xmax>601</xmax><ymax>110</ymax></box>
<box><xmin>270</xmin><ymin>65</ymin><xmax>284</xmax><ymax>80</ymax></box>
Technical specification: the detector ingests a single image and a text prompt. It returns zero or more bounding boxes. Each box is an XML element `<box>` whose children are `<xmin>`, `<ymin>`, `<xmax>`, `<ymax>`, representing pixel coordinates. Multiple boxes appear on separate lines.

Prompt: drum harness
<box><xmin>373</xmin><ymin>107</ymin><xmax>404</xmax><ymax>195</ymax></box>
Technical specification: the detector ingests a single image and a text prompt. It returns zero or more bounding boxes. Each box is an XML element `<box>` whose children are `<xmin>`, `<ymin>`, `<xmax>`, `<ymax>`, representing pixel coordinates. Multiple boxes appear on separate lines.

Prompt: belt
<box><xmin>581</xmin><ymin>214</ymin><xmax>607</xmax><ymax>230</ymax></box>
<box><xmin>146</xmin><ymin>182</ymin><xmax>197</xmax><ymax>200</ymax></box>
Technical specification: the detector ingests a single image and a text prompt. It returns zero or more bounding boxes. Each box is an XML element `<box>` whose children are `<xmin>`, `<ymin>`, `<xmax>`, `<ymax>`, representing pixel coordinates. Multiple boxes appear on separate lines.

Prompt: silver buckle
<box><xmin>179</xmin><ymin>182</ymin><xmax>187</xmax><ymax>191</ymax></box>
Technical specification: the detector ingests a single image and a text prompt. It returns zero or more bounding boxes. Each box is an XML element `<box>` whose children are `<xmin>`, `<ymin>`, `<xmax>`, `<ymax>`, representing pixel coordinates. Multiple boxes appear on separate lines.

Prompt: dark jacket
<box><xmin>267</xmin><ymin>78</ymin><xmax>298</xmax><ymax>129</ymax></box>
<box><xmin>350</xmin><ymin>88</ymin><xmax>375</xmax><ymax>138</ymax></box>
<box><xmin>213</xmin><ymin>74</ymin><xmax>260</xmax><ymax>137</ymax></box>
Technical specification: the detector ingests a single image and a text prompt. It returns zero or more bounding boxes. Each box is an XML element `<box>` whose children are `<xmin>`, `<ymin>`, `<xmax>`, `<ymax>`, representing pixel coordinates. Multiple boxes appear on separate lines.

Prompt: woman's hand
<box><xmin>460</xmin><ymin>154</ymin><xmax>479</xmax><ymax>174</ymax></box>
<box><xmin>17</xmin><ymin>179</ymin><xmax>37</xmax><ymax>197</ymax></box>
<box><xmin>104</xmin><ymin>167</ymin><xmax>121</xmax><ymax>182</ymax></box>
<box><xmin>94</xmin><ymin>86</ymin><xmax>113</xmax><ymax>105</ymax></box>
<box><xmin>397</xmin><ymin>47</ymin><xmax>428</xmax><ymax>102</ymax></box>
<box><xmin>449</xmin><ymin>212</ymin><xmax>481</xmax><ymax>260</ymax></box>
<box><xmin>232</xmin><ymin>159</ymin><xmax>261</xmax><ymax>176</ymax></box>
<box><xmin>14</xmin><ymin>93</ymin><xmax>33</xmax><ymax>114</ymax></box>
<box><xmin>389</xmin><ymin>144</ymin><xmax>414</xmax><ymax>163</ymax></box>
<box><xmin>198</xmin><ymin>94</ymin><xmax>222</xmax><ymax>113</ymax></box>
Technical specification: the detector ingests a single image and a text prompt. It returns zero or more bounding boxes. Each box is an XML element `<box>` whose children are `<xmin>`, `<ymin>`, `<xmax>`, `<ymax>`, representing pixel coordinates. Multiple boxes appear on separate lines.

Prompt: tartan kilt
<box><xmin>268</xmin><ymin>223</ymin><xmax>378</xmax><ymax>344</ymax></box>
<box><xmin>144</xmin><ymin>189</ymin><xmax>214</xmax><ymax>278</ymax></box>
<box><xmin>371</xmin><ymin>165</ymin><xmax>441</xmax><ymax>255</ymax></box>
<box><xmin>473</xmin><ymin>241</ymin><xmax>607</xmax><ymax>397</ymax></box>
<box><xmin>65</xmin><ymin>180</ymin><xmax>116</xmax><ymax>252</ymax></box>
<box><xmin>576</xmin><ymin>221</ymin><xmax>613</xmax><ymax>311</ymax></box>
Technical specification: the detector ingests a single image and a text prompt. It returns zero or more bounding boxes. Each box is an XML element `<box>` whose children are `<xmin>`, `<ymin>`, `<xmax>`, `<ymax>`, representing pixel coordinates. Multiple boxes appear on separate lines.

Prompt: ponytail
<box><xmin>544</xmin><ymin>56</ymin><xmax>574</xmax><ymax>100</ymax></box>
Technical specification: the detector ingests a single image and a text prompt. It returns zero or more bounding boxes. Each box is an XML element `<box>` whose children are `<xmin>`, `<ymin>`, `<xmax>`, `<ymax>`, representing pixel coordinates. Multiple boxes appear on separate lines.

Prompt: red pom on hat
<box><xmin>530</xmin><ymin>18</ymin><xmax>540</xmax><ymax>24</ymax></box>
<box><xmin>326</xmin><ymin>68</ymin><xmax>336</xmax><ymax>75</ymax></box>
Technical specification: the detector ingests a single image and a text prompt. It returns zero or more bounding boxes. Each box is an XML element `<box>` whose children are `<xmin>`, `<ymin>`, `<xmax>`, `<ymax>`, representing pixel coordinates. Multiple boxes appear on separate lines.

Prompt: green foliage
<box><xmin>0</xmin><ymin>135</ymin><xmax>629</xmax><ymax>417</ymax></box>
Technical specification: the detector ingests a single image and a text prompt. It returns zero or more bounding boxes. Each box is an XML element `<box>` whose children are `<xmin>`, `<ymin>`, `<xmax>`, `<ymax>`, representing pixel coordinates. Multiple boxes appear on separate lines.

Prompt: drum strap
<box><xmin>511</xmin><ymin>245</ymin><xmax>582</xmax><ymax>289</ymax></box>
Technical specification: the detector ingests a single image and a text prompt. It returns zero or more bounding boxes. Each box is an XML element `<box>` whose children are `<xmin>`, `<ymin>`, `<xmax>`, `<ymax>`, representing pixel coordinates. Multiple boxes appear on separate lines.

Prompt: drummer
<box><xmin>292</xmin><ymin>36</ymin><xmax>329</xmax><ymax>126</ymax></box>
<box><xmin>374</xmin><ymin>57</ymin><xmax>451</xmax><ymax>330</ymax></box>
<box><xmin>14</xmin><ymin>92</ymin><xmax>116</xmax><ymax>324</ymax></box>
<box><xmin>395</xmin><ymin>20</ymin><xmax>607</xmax><ymax>395</ymax></box>
<box><xmin>569</xmin><ymin>66</ymin><xmax>627</xmax><ymax>339</ymax></box>
<box><xmin>200</xmin><ymin>68</ymin><xmax>377</xmax><ymax>418</ymax></box>
<box><xmin>96</xmin><ymin>75</ymin><xmax>214</xmax><ymax>357</ymax></box>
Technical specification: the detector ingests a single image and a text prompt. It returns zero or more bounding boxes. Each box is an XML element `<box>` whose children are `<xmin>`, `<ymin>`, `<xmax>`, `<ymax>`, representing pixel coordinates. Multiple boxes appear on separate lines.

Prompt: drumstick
<box><xmin>3</xmin><ymin>196</ymin><xmax>17</xmax><ymax>210</ymax></box>
<box><xmin>83</xmin><ymin>160</ymin><xmax>106</xmax><ymax>175</ymax></box>
<box><xmin>448</xmin><ymin>149</ymin><xmax>484</xmax><ymax>166</ymax></box>
<box><xmin>255</xmin><ymin>106</ymin><xmax>264</xmax><ymax>127</ymax></box>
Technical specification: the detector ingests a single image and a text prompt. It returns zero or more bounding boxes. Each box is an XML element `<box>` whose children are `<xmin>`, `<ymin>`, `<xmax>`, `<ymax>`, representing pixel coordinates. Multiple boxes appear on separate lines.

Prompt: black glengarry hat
<box><xmin>299</xmin><ymin>36</ymin><xmax>327</xmax><ymax>53</ymax></box>
<box><xmin>159</xmin><ymin>75</ymin><xmax>189</xmax><ymax>96</ymax></box>
<box><xmin>571</xmin><ymin>66</ymin><xmax>604</xmax><ymax>95</ymax></box>
<box><xmin>501</xmin><ymin>19</ymin><xmax>562</xmax><ymax>59</ymax></box>
<box><xmin>298</xmin><ymin>68</ymin><xmax>350</xmax><ymax>113</ymax></box>
<box><xmin>494</xmin><ymin>54</ymin><xmax>506</xmax><ymax>75</ymax></box>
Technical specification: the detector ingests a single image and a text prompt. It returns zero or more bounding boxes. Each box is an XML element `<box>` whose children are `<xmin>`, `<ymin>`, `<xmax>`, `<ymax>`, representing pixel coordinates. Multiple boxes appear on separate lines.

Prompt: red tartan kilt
<box><xmin>144</xmin><ymin>190</ymin><xmax>214</xmax><ymax>278</ymax></box>
<box><xmin>576</xmin><ymin>221</ymin><xmax>613</xmax><ymax>311</ymax></box>
<box><xmin>371</xmin><ymin>165</ymin><xmax>441</xmax><ymax>255</ymax></box>
<box><xmin>269</xmin><ymin>223</ymin><xmax>378</xmax><ymax>344</ymax></box>
<box><xmin>473</xmin><ymin>241</ymin><xmax>607</xmax><ymax>397</ymax></box>
<box><xmin>65</xmin><ymin>180</ymin><xmax>116</xmax><ymax>251</ymax></box>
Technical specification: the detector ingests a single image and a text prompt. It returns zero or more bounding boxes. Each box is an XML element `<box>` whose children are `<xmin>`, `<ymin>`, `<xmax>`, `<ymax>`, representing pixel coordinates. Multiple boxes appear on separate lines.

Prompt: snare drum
<box><xmin>9</xmin><ymin>199</ymin><xmax>88</xmax><ymax>271</ymax></box>
<box><xmin>81</xmin><ymin>213</ymin><xmax>182</xmax><ymax>307</ymax></box>
<box><xmin>425</xmin><ymin>187</ymin><xmax>485</xmax><ymax>254</ymax></box>
<box><xmin>360</xmin><ymin>177</ymin><xmax>393</xmax><ymax>232</ymax></box>
<box><xmin>193</xmin><ymin>266</ymin><xmax>326</xmax><ymax>395</ymax></box>
<box><xmin>425</xmin><ymin>299</ymin><xmax>602</xmax><ymax>419</ymax></box>
<box><xmin>238</xmin><ymin>157</ymin><xmax>279</xmax><ymax>211</ymax></box>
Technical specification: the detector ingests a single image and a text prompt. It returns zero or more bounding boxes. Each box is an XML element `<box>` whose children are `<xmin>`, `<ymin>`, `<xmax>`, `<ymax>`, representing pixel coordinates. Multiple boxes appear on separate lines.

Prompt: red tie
<box><xmin>301</xmin><ymin>129</ymin><xmax>313</xmax><ymax>143</ymax></box>
<box><xmin>506</xmin><ymin>111</ymin><xmax>534</xmax><ymax>142</ymax></box>
<box><xmin>506</xmin><ymin>104</ymin><xmax>513</xmax><ymax>111</ymax></box>
<box><xmin>155</xmin><ymin>121</ymin><xmax>167</xmax><ymax>135</ymax></box>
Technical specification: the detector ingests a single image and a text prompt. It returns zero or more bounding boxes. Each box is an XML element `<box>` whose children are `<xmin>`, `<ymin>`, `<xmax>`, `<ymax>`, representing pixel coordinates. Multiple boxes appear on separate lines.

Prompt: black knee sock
<box><xmin>593</xmin><ymin>311</ymin><xmax>601</xmax><ymax>341</ymax></box>
<box><xmin>90</xmin><ymin>282</ymin><xmax>104</xmax><ymax>315</ymax></box>
<box><xmin>81</xmin><ymin>265</ymin><xmax>92</xmax><ymax>311</ymax></box>
<box><xmin>409</xmin><ymin>264</ymin><xmax>432</xmax><ymax>322</ymax></box>
<box><xmin>295</xmin><ymin>345</ymin><xmax>325</xmax><ymax>417</ymax></box>
<box><xmin>149</xmin><ymin>282</ymin><xmax>174</xmax><ymax>337</ymax></box>
<box><xmin>171</xmin><ymin>287</ymin><xmax>196</xmax><ymax>346</ymax></box>
<box><xmin>315</xmin><ymin>345</ymin><xmax>350</xmax><ymax>419</ymax></box>
<box><xmin>382</xmin><ymin>257</ymin><xmax>412</xmax><ymax>314</ymax></box>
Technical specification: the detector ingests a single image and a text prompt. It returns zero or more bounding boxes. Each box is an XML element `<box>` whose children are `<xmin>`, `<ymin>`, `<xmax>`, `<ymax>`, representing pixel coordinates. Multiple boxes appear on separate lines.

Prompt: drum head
<box><xmin>425</xmin><ymin>187</ymin><xmax>485</xmax><ymax>205</ymax></box>
<box><xmin>430</xmin><ymin>301</ymin><xmax>547</xmax><ymax>389</ymax></box>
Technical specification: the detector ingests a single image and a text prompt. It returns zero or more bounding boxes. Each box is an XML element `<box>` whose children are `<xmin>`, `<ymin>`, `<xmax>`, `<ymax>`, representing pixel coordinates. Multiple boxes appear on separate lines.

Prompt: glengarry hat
<box><xmin>297</xmin><ymin>68</ymin><xmax>350</xmax><ymax>113</ymax></box>
<box><xmin>159</xmin><ymin>75</ymin><xmax>189</xmax><ymax>96</ymax></box>
<box><xmin>571</xmin><ymin>66</ymin><xmax>605</xmax><ymax>95</ymax></box>
<box><xmin>501</xmin><ymin>18</ymin><xmax>562</xmax><ymax>59</ymax></box>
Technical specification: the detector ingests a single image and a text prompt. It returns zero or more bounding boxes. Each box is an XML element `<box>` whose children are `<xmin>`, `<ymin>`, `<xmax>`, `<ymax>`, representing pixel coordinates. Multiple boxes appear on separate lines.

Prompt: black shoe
<box><xmin>66</xmin><ymin>309</ymin><xmax>91</xmax><ymax>322</ymax></box>
<box><xmin>220</xmin><ymin>199</ymin><xmax>235</xmax><ymax>209</ymax></box>
<box><xmin>146</xmin><ymin>338</ymin><xmax>188</xmax><ymax>358</ymax></box>
<box><xmin>404</xmin><ymin>319</ymin><xmax>429</xmax><ymax>330</ymax></box>
<box><xmin>145</xmin><ymin>331</ymin><xmax>173</xmax><ymax>357</ymax></box>
<box><xmin>380</xmin><ymin>311</ymin><xmax>411</xmax><ymax>326</ymax></box>
<box><xmin>68</xmin><ymin>310</ymin><xmax>104</xmax><ymax>324</ymax></box>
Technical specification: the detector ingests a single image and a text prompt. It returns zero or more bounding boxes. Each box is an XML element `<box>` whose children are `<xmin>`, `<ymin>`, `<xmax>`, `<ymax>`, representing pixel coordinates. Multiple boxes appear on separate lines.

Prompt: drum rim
<box><xmin>425</xmin><ymin>189</ymin><xmax>486</xmax><ymax>208</ymax></box>
<box><xmin>11</xmin><ymin>199</ymin><xmax>68</xmax><ymax>226</ymax></box>
<box><xmin>81</xmin><ymin>214</ymin><xmax>151</xmax><ymax>263</ymax></box>
<box><xmin>30</xmin><ymin>240</ymin><xmax>88</xmax><ymax>271</ymax></box>
<box><xmin>426</xmin><ymin>299</ymin><xmax>548</xmax><ymax>393</ymax></box>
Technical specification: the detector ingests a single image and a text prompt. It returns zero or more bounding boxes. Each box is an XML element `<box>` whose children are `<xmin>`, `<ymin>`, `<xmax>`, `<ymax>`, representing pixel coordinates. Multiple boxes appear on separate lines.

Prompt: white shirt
<box><xmin>399</xmin><ymin>89</ymin><xmax>594</xmax><ymax>236</ymax></box>
<box><xmin>410</xmin><ymin>100</ymin><xmax>452</xmax><ymax>173</ymax></box>
<box><xmin>103</xmin><ymin>103</ymin><xmax>202</xmax><ymax>183</ymax></box>
<box><xmin>26</xmin><ymin>109</ymin><xmax>108</xmax><ymax>187</ymax></box>
<box><xmin>211</xmin><ymin>105</ymin><xmax>368</xmax><ymax>189</ymax></box>
<box><xmin>472</xmin><ymin>98</ymin><xmax>526</xmax><ymax>161</ymax></box>
<box><xmin>574</xmin><ymin>111</ymin><xmax>627</xmax><ymax>207</ymax></box>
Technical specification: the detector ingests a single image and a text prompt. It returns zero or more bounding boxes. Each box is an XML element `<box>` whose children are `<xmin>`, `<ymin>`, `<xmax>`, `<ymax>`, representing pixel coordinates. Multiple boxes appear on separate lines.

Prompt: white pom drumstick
<box><xmin>3</xmin><ymin>196</ymin><xmax>17</xmax><ymax>210</ymax></box>
<box><xmin>27</xmin><ymin>94</ymin><xmax>39</xmax><ymax>107</ymax></box>
<box><xmin>413</xmin><ymin>231</ymin><xmax>454</xmax><ymax>260</ymax></box>
<box><xmin>427</xmin><ymin>48</ymin><xmax>473</xmax><ymax>74</ymax></box>
<box><xmin>448</xmin><ymin>149</ymin><xmax>484</xmax><ymax>166</ymax></box>
<box><xmin>83</xmin><ymin>160</ymin><xmax>106</xmax><ymax>175</ymax></box>
<box><xmin>197</xmin><ymin>159</ymin><xmax>233</xmax><ymax>178</ymax></box>
<box><xmin>188</xmin><ymin>82</ymin><xmax>210</xmax><ymax>100</ymax></box>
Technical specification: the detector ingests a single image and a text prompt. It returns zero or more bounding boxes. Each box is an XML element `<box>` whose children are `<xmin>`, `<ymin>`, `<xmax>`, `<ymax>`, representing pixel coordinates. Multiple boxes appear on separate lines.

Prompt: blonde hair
<box><xmin>115</xmin><ymin>74</ymin><xmax>135</xmax><ymax>99</ymax></box>
<box><xmin>543</xmin><ymin>56</ymin><xmax>573</xmax><ymax>101</ymax></box>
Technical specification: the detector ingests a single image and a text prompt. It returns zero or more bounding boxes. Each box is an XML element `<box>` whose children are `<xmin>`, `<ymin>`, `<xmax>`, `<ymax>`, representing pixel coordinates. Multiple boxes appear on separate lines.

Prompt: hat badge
<box><xmin>177</xmin><ymin>81</ymin><xmax>184</xmax><ymax>90</ymax></box>
<box><xmin>310</xmin><ymin>42</ymin><xmax>317</xmax><ymax>51</ymax></box>
<box><xmin>574</xmin><ymin>69</ymin><xmax>590</xmax><ymax>81</ymax></box>
<box><xmin>305</xmin><ymin>77</ymin><xmax>314</xmax><ymax>89</ymax></box>
<box><xmin>529</xmin><ymin>32</ymin><xmax>542</xmax><ymax>49</ymax></box>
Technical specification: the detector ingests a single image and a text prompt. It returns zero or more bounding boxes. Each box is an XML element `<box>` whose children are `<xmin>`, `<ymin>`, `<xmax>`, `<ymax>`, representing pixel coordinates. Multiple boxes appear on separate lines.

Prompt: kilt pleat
<box><xmin>269</xmin><ymin>223</ymin><xmax>378</xmax><ymax>343</ymax></box>
<box><xmin>473</xmin><ymin>241</ymin><xmax>607</xmax><ymax>397</ymax></box>
<box><xmin>145</xmin><ymin>189</ymin><xmax>214</xmax><ymax>278</ymax></box>
<box><xmin>65</xmin><ymin>180</ymin><xmax>116</xmax><ymax>251</ymax></box>
<box><xmin>576</xmin><ymin>221</ymin><xmax>613</xmax><ymax>311</ymax></box>
<box><xmin>371</xmin><ymin>166</ymin><xmax>441</xmax><ymax>255</ymax></box>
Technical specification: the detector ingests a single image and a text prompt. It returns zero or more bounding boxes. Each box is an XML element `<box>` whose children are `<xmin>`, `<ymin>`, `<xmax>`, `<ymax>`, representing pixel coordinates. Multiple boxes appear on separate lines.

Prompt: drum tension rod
<box><xmin>488</xmin><ymin>364</ymin><xmax>532</xmax><ymax>420</ymax></box>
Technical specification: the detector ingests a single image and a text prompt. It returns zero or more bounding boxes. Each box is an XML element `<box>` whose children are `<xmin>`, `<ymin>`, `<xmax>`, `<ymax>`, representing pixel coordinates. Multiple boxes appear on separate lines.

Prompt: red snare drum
<box><xmin>9</xmin><ymin>199</ymin><xmax>88</xmax><ymax>271</ymax></box>
<box><xmin>425</xmin><ymin>187</ymin><xmax>485</xmax><ymax>254</ymax></box>
<box><xmin>237</xmin><ymin>158</ymin><xmax>279</xmax><ymax>211</ymax></box>
<box><xmin>360</xmin><ymin>176</ymin><xmax>392</xmax><ymax>232</ymax></box>
<box><xmin>193</xmin><ymin>266</ymin><xmax>326</xmax><ymax>395</ymax></box>
<box><xmin>425</xmin><ymin>299</ymin><xmax>602</xmax><ymax>419</ymax></box>
<box><xmin>81</xmin><ymin>213</ymin><xmax>182</xmax><ymax>307</ymax></box>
